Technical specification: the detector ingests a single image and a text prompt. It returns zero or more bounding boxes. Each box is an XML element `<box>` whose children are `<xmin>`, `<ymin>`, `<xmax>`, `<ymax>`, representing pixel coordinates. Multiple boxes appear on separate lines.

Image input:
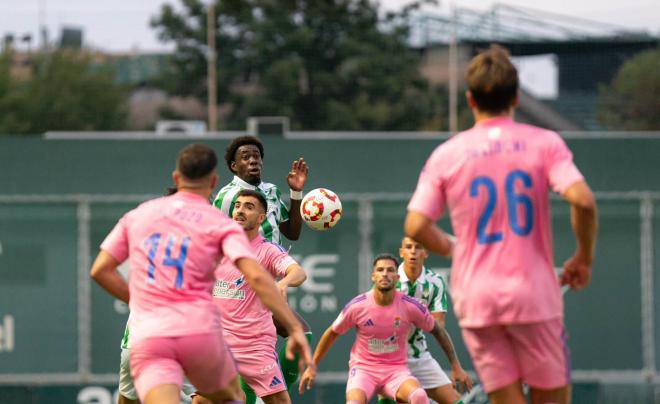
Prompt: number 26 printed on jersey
<box><xmin>144</xmin><ymin>233</ymin><xmax>191</xmax><ymax>288</ymax></box>
<box><xmin>470</xmin><ymin>169</ymin><xmax>534</xmax><ymax>244</ymax></box>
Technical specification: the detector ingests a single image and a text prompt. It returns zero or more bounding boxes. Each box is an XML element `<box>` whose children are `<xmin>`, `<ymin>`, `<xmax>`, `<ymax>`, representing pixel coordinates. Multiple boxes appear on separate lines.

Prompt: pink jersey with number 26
<box><xmin>408</xmin><ymin>117</ymin><xmax>584</xmax><ymax>328</ymax></box>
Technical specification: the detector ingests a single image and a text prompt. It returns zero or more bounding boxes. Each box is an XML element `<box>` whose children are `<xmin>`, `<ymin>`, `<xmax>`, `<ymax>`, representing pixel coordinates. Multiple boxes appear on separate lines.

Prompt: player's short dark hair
<box><xmin>224</xmin><ymin>135</ymin><xmax>265</xmax><ymax>173</ymax></box>
<box><xmin>236</xmin><ymin>189</ymin><xmax>268</xmax><ymax>213</ymax></box>
<box><xmin>465</xmin><ymin>45</ymin><xmax>519</xmax><ymax>114</ymax></box>
<box><xmin>372</xmin><ymin>253</ymin><xmax>399</xmax><ymax>269</ymax></box>
<box><xmin>176</xmin><ymin>143</ymin><xmax>218</xmax><ymax>179</ymax></box>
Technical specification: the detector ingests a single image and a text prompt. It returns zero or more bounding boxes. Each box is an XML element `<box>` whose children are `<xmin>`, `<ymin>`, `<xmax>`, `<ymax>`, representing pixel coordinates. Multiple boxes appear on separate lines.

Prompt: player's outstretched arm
<box><xmin>277</xmin><ymin>263</ymin><xmax>307</xmax><ymax>300</ymax></box>
<box><xmin>404</xmin><ymin>211</ymin><xmax>454</xmax><ymax>257</ymax></box>
<box><xmin>235</xmin><ymin>257</ymin><xmax>312</xmax><ymax>363</ymax></box>
<box><xmin>561</xmin><ymin>180</ymin><xmax>598</xmax><ymax>291</ymax></box>
<box><xmin>429</xmin><ymin>314</ymin><xmax>472</xmax><ymax>392</ymax></box>
<box><xmin>280</xmin><ymin>158</ymin><xmax>309</xmax><ymax>240</ymax></box>
<box><xmin>299</xmin><ymin>326</ymin><xmax>339</xmax><ymax>394</ymax></box>
<box><xmin>90</xmin><ymin>250</ymin><xmax>129</xmax><ymax>303</ymax></box>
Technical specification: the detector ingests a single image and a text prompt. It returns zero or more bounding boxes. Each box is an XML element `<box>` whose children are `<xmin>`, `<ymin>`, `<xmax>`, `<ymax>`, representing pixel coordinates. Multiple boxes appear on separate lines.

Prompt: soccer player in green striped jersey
<box><xmin>213</xmin><ymin>136</ymin><xmax>306</xmax><ymax>244</ymax></box>
<box><xmin>214</xmin><ymin>136</ymin><xmax>312</xmax><ymax>404</ymax></box>
<box><xmin>378</xmin><ymin>237</ymin><xmax>472</xmax><ymax>404</ymax></box>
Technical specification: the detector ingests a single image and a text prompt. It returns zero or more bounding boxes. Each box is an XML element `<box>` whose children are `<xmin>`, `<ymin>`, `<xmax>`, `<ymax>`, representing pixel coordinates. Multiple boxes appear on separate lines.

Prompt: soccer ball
<box><xmin>300</xmin><ymin>188</ymin><xmax>342</xmax><ymax>231</ymax></box>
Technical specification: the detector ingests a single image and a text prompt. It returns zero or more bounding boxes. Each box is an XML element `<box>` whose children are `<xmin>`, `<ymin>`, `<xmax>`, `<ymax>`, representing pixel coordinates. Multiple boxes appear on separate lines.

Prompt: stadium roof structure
<box><xmin>408</xmin><ymin>2</ymin><xmax>656</xmax><ymax>46</ymax></box>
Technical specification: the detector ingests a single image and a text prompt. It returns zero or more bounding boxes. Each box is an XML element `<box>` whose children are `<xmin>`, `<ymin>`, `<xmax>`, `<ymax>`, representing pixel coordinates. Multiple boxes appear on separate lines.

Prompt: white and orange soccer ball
<box><xmin>300</xmin><ymin>188</ymin><xmax>342</xmax><ymax>231</ymax></box>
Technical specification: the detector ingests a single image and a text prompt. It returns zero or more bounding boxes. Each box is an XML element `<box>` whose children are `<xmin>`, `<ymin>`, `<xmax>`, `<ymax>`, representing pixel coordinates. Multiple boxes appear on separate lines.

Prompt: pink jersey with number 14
<box><xmin>408</xmin><ymin>117</ymin><xmax>584</xmax><ymax>328</ymax></box>
<box><xmin>101</xmin><ymin>191</ymin><xmax>256</xmax><ymax>344</ymax></box>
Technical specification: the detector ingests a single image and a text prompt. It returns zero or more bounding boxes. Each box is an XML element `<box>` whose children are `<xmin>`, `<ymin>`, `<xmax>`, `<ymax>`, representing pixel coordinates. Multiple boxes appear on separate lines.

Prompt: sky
<box><xmin>1</xmin><ymin>0</ymin><xmax>658</xmax><ymax>53</ymax></box>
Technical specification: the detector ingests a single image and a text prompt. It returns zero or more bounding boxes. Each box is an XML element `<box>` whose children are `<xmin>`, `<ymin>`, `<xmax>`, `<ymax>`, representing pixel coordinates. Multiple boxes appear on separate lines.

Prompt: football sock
<box><xmin>409</xmin><ymin>388</ymin><xmax>429</xmax><ymax>404</ymax></box>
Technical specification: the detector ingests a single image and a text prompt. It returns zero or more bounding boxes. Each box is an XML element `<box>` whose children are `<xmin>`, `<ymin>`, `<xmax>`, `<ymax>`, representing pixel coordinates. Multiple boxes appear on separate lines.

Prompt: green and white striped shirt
<box><xmin>213</xmin><ymin>176</ymin><xmax>290</xmax><ymax>244</ymax></box>
<box><xmin>396</xmin><ymin>264</ymin><xmax>448</xmax><ymax>359</ymax></box>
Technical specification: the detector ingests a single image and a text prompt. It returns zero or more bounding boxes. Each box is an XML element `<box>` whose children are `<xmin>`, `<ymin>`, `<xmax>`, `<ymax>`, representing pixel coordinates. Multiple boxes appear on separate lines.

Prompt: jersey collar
<box><xmin>233</xmin><ymin>175</ymin><xmax>262</xmax><ymax>190</ymax></box>
<box><xmin>398</xmin><ymin>263</ymin><xmax>426</xmax><ymax>285</ymax></box>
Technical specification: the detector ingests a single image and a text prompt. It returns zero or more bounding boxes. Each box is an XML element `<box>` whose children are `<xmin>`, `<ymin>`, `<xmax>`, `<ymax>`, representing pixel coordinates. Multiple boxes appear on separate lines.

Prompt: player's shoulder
<box><xmin>261</xmin><ymin>239</ymin><xmax>288</xmax><ymax>253</ymax></box>
<box><xmin>218</xmin><ymin>178</ymin><xmax>241</xmax><ymax>192</ymax></box>
<box><xmin>400</xmin><ymin>292</ymin><xmax>428</xmax><ymax>314</ymax></box>
<box><xmin>133</xmin><ymin>195</ymin><xmax>166</xmax><ymax>214</ymax></box>
<box><xmin>511</xmin><ymin>121</ymin><xmax>563</xmax><ymax>142</ymax></box>
<box><xmin>341</xmin><ymin>293</ymin><xmax>369</xmax><ymax>312</ymax></box>
<box><xmin>423</xmin><ymin>269</ymin><xmax>446</xmax><ymax>287</ymax></box>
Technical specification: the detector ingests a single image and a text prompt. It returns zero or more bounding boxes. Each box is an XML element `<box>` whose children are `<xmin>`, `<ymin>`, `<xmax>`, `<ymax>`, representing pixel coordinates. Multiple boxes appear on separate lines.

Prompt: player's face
<box><xmin>233</xmin><ymin>196</ymin><xmax>266</xmax><ymax>231</ymax></box>
<box><xmin>231</xmin><ymin>145</ymin><xmax>263</xmax><ymax>184</ymax></box>
<box><xmin>372</xmin><ymin>259</ymin><xmax>399</xmax><ymax>292</ymax></box>
<box><xmin>399</xmin><ymin>237</ymin><xmax>428</xmax><ymax>273</ymax></box>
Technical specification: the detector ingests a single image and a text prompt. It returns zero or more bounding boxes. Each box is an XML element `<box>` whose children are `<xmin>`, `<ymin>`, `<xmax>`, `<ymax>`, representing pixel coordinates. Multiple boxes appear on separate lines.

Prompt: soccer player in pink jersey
<box><xmin>90</xmin><ymin>144</ymin><xmax>312</xmax><ymax>404</ymax></box>
<box><xmin>194</xmin><ymin>189</ymin><xmax>307</xmax><ymax>404</ymax></box>
<box><xmin>299</xmin><ymin>254</ymin><xmax>438</xmax><ymax>404</ymax></box>
<box><xmin>405</xmin><ymin>46</ymin><xmax>598</xmax><ymax>404</ymax></box>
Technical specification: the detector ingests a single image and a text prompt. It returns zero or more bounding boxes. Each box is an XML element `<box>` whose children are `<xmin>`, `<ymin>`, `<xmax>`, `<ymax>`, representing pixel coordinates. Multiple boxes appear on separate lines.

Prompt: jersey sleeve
<box><xmin>213</xmin><ymin>185</ymin><xmax>239</xmax><ymax>217</ymax></box>
<box><xmin>331</xmin><ymin>302</ymin><xmax>357</xmax><ymax>335</ymax></box>
<box><xmin>100</xmin><ymin>213</ymin><xmax>130</xmax><ymax>263</ymax></box>
<box><xmin>429</xmin><ymin>275</ymin><xmax>448</xmax><ymax>313</ymax></box>
<box><xmin>544</xmin><ymin>131</ymin><xmax>584</xmax><ymax>194</ymax></box>
<box><xmin>263</xmin><ymin>242</ymin><xmax>297</xmax><ymax>278</ymax></box>
<box><xmin>275</xmin><ymin>186</ymin><xmax>290</xmax><ymax>222</ymax></box>
<box><xmin>404</xmin><ymin>295</ymin><xmax>435</xmax><ymax>333</ymax></box>
<box><xmin>407</xmin><ymin>149</ymin><xmax>447</xmax><ymax>221</ymax></box>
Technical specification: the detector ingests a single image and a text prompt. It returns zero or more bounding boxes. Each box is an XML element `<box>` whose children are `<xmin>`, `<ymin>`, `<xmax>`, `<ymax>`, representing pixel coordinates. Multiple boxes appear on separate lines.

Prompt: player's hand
<box><xmin>287</xmin><ymin>158</ymin><xmax>309</xmax><ymax>191</ymax></box>
<box><xmin>276</xmin><ymin>281</ymin><xmax>289</xmax><ymax>300</ymax></box>
<box><xmin>286</xmin><ymin>327</ymin><xmax>314</xmax><ymax>378</ymax></box>
<box><xmin>298</xmin><ymin>366</ymin><xmax>317</xmax><ymax>394</ymax></box>
<box><xmin>561</xmin><ymin>253</ymin><xmax>592</xmax><ymax>291</ymax></box>
<box><xmin>451</xmin><ymin>364</ymin><xmax>473</xmax><ymax>393</ymax></box>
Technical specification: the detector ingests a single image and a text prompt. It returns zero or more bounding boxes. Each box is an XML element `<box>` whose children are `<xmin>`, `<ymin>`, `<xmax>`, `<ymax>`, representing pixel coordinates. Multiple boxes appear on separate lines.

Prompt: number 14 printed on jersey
<box><xmin>144</xmin><ymin>233</ymin><xmax>191</xmax><ymax>288</ymax></box>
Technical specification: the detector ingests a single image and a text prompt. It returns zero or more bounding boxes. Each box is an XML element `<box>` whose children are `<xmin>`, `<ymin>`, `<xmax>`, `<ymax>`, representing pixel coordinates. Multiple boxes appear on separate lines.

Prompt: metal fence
<box><xmin>0</xmin><ymin>191</ymin><xmax>657</xmax><ymax>396</ymax></box>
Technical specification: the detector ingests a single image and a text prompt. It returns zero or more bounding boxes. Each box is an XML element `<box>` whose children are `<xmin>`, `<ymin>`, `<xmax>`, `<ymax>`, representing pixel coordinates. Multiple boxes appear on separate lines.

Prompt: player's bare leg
<box><xmin>143</xmin><ymin>384</ymin><xmax>179</xmax><ymax>404</ymax></box>
<box><xmin>192</xmin><ymin>376</ymin><xmax>244</xmax><ymax>404</ymax></box>
<box><xmin>346</xmin><ymin>387</ymin><xmax>368</xmax><ymax>404</ymax></box>
<box><xmin>530</xmin><ymin>385</ymin><xmax>571</xmax><ymax>404</ymax></box>
<box><xmin>261</xmin><ymin>390</ymin><xmax>291</xmax><ymax>404</ymax></box>
<box><xmin>488</xmin><ymin>381</ymin><xmax>526</xmax><ymax>404</ymax></box>
<box><xmin>117</xmin><ymin>395</ymin><xmax>139</xmax><ymax>404</ymax></box>
<box><xmin>396</xmin><ymin>378</ymin><xmax>429</xmax><ymax>403</ymax></box>
<box><xmin>346</xmin><ymin>389</ymin><xmax>367</xmax><ymax>404</ymax></box>
<box><xmin>425</xmin><ymin>384</ymin><xmax>461</xmax><ymax>404</ymax></box>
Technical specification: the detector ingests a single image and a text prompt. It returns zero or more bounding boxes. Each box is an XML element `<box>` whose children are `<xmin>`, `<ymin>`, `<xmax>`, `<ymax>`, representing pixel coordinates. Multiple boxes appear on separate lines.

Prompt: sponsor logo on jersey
<box><xmin>363</xmin><ymin>319</ymin><xmax>374</xmax><ymax>327</ymax></box>
<box><xmin>368</xmin><ymin>335</ymin><xmax>399</xmax><ymax>353</ymax></box>
<box><xmin>212</xmin><ymin>280</ymin><xmax>246</xmax><ymax>300</ymax></box>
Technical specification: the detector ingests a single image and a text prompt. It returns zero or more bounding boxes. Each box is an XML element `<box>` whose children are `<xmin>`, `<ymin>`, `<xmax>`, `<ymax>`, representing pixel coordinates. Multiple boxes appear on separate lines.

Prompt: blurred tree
<box><xmin>597</xmin><ymin>48</ymin><xmax>660</xmax><ymax>130</ymax></box>
<box><xmin>151</xmin><ymin>0</ymin><xmax>449</xmax><ymax>130</ymax></box>
<box><xmin>0</xmin><ymin>50</ymin><xmax>128</xmax><ymax>135</ymax></box>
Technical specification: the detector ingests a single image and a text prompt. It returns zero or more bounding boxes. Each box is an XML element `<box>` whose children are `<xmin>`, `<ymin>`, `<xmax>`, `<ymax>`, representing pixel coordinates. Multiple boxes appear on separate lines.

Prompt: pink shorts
<box><xmin>130</xmin><ymin>332</ymin><xmax>238</xmax><ymax>402</ymax></box>
<box><xmin>462</xmin><ymin>318</ymin><xmax>570</xmax><ymax>393</ymax></box>
<box><xmin>234</xmin><ymin>347</ymin><xmax>286</xmax><ymax>397</ymax></box>
<box><xmin>346</xmin><ymin>364</ymin><xmax>418</xmax><ymax>401</ymax></box>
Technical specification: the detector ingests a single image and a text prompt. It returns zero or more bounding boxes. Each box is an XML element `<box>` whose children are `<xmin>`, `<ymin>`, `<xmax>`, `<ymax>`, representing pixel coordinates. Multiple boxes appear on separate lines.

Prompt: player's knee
<box><xmin>409</xmin><ymin>387</ymin><xmax>429</xmax><ymax>404</ymax></box>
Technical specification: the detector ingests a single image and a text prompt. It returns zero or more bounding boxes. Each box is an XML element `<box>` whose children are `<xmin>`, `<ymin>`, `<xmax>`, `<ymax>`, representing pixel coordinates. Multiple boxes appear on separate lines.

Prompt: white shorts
<box><xmin>408</xmin><ymin>353</ymin><xmax>451</xmax><ymax>389</ymax></box>
<box><xmin>119</xmin><ymin>347</ymin><xmax>197</xmax><ymax>400</ymax></box>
